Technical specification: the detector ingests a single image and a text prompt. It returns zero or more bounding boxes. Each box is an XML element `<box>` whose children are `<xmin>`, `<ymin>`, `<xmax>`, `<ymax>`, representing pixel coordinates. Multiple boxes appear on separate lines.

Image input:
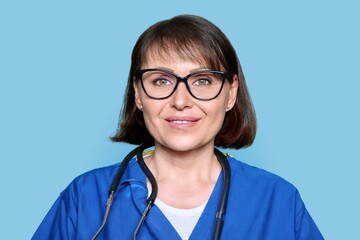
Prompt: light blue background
<box><xmin>1</xmin><ymin>1</ymin><xmax>359</xmax><ymax>239</ymax></box>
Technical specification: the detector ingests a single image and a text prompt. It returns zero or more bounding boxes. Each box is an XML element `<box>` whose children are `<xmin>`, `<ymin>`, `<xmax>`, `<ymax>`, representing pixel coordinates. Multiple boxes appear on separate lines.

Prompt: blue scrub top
<box><xmin>33</xmin><ymin>155</ymin><xmax>324</xmax><ymax>239</ymax></box>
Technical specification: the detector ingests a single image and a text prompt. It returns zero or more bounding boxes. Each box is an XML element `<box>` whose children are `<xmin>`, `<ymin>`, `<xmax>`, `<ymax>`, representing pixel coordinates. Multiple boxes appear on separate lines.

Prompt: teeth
<box><xmin>171</xmin><ymin>120</ymin><xmax>190</xmax><ymax>124</ymax></box>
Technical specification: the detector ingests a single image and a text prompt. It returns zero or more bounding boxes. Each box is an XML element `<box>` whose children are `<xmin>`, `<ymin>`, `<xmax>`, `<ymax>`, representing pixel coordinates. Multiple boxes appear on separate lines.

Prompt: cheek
<box><xmin>212</xmin><ymin>109</ymin><xmax>227</xmax><ymax>131</ymax></box>
<box><xmin>202</xmin><ymin>101</ymin><xmax>227</xmax><ymax>126</ymax></box>
<box><xmin>141</xmin><ymin>101</ymin><xmax>164</xmax><ymax>133</ymax></box>
<box><xmin>143</xmin><ymin>110</ymin><xmax>156</xmax><ymax>127</ymax></box>
<box><xmin>141</xmin><ymin>112</ymin><xmax>157</xmax><ymax>140</ymax></box>
<box><xmin>204</xmin><ymin>96</ymin><xmax>229</xmax><ymax>128</ymax></box>
<box><xmin>209</xmin><ymin>95</ymin><xmax>229</xmax><ymax>114</ymax></box>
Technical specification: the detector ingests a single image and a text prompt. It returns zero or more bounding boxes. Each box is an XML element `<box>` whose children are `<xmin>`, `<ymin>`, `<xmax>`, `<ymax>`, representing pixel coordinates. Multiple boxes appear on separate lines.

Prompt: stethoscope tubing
<box><xmin>213</xmin><ymin>148</ymin><xmax>231</xmax><ymax>240</ymax></box>
<box><xmin>91</xmin><ymin>146</ymin><xmax>140</xmax><ymax>240</ymax></box>
<box><xmin>92</xmin><ymin>144</ymin><xmax>230</xmax><ymax>240</ymax></box>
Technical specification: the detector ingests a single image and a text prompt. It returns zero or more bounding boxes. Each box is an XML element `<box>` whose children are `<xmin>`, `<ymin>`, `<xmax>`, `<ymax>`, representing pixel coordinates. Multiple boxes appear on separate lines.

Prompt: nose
<box><xmin>170</xmin><ymin>82</ymin><xmax>193</xmax><ymax>110</ymax></box>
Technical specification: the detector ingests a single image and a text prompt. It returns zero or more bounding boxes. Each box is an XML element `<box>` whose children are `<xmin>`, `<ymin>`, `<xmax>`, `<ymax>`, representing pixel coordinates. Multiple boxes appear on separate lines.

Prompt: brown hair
<box><xmin>111</xmin><ymin>15</ymin><xmax>256</xmax><ymax>149</ymax></box>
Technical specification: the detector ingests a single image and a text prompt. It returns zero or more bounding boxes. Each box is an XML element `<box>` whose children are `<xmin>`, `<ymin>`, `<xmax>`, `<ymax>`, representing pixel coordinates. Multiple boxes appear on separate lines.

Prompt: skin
<box><xmin>134</xmin><ymin>53</ymin><xmax>238</xmax><ymax>209</ymax></box>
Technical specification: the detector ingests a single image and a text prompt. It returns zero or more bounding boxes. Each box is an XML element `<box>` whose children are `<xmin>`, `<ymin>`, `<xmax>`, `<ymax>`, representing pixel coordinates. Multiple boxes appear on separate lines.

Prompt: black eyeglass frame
<box><xmin>136</xmin><ymin>68</ymin><xmax>229</xmax><ymax>101</ymax></box>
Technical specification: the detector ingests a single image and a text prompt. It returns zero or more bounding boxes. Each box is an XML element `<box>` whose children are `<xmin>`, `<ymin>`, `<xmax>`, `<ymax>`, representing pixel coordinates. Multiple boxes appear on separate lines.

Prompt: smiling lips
<box><xmin>165</xmin><ymin>117</ymin><xmax>200</xmax><ymax>128</ymax></box>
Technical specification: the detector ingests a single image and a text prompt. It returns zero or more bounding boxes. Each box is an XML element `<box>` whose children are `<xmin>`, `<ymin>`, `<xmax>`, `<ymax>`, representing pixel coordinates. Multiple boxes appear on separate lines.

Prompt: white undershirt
<box><xmin>155</xmin><ymin>198</ymin><xmax>207</xmax><ymax>240</ymax></box>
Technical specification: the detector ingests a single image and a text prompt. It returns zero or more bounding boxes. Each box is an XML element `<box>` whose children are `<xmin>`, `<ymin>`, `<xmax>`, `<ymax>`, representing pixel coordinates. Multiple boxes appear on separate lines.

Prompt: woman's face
<box><xmin>134</xmin><ymin>54</ymin><xmax>238</xmax><ymax>153</ymax></box>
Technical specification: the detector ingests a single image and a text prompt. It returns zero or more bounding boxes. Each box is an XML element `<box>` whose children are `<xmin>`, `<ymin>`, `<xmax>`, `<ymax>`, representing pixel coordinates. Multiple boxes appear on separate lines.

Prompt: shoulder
<box><xmin>71</xmin><ymin>162</ymin><xmax>120</xmax><ymax>188</ymax></box>
<box><xmin>223</xmin><ymin>155</ymin><xmax>324</xmax><ymax>239</ymax></box>
<box><xmin>61</xmin><ymin>159</ymin><xmax>141</xmax><ymax>199</ymax></box>
<box><xmin>226</xmin><ymin>155</ymin><xmax>298</xmax><ymax>196</ymax></box>
<box><xmin>56</xmin><ymin>163</ymin><xmax>119</xmax><ymax>204</ymax></box>
<box><xmin>226</xmin><ymin>154</ymin><xmax>304</xmax><ymax>217</ymax></box>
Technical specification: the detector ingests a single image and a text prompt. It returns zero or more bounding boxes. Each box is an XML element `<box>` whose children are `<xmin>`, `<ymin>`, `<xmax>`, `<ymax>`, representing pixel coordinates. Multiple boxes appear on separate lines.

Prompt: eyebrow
<box><xmin>152</xmin><ymin>66</ymin><xmax>211</xmax><ymax>74</ymax></box>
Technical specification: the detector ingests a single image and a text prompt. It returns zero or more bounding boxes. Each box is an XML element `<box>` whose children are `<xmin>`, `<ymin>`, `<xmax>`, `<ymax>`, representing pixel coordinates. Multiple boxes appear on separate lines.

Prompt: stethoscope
<box><xmin>91</xmin><ymin>144</ymin><xmax>230</xmax><ymax>240</ymax></box>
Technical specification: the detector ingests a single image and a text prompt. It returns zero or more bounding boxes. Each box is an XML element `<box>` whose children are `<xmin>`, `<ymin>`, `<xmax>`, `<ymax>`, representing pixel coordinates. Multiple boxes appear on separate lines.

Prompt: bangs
<box><xmin>141</xmin><ymin>38</ymin><xmax>224</xmax><ymax>72</ymax></box>
<box><xmin>131</xmin><ymin>15</ymin><xmax>237</xmax><ymax>77</ymax></box>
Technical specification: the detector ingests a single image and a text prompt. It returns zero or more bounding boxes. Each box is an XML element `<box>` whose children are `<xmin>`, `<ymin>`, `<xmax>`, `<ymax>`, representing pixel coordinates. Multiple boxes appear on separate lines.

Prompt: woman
<box><xmin>33</xmin><ymin>15</ymin><xmax>324</xmax><ymax>239</ymax></box>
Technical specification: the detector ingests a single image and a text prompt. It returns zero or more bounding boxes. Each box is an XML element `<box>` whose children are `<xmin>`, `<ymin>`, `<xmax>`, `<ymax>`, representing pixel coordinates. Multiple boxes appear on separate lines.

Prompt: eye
<box><xmin>143</xmin><ymin>71</ymin><xmax>176</xmax><ymax>87</ymax></box>
<box><xmin>194</xmin><ymin>78</ymin><xmax>211</xmax><ymax>86</ymax></box>
<box><xmin>190</xmin><ymin>72</ymin><xmax>223</xmax><ymax>87</ymax></box>
<box><xmin>153</xmin><ymin>78</ymin><xmax>173</xmax><ymax>86</ymax></box>
<box><xmin>191</xmin><ymin>74</ymin><xmax>215</xmax><ymax>86</ymax></box>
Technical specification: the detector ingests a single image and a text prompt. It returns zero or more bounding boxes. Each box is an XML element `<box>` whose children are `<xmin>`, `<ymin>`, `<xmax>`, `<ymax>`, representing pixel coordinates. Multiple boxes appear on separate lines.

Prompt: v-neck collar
<box><xmin>125</xmin><ymin>158</ymin><xmax>224</xmax><ymax>239</ymax></box>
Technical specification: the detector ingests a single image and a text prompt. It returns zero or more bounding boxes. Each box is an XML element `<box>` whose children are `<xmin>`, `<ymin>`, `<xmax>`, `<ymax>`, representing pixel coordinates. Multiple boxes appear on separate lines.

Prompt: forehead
<box><xmin>141</xmin><ymin>42</ymin><xmax>216</xmax><ymax>70</ymax></box>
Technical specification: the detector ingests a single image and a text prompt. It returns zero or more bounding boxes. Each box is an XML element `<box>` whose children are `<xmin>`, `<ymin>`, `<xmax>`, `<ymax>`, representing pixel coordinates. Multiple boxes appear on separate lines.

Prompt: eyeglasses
<box><xmin>136</xmin><ymin>69</ymin><xmax>228</xmax><ymax>101</ymax></box>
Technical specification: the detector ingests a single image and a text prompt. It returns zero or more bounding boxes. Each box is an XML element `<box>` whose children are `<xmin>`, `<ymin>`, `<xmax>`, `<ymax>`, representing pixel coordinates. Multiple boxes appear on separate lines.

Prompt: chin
<box><xmin>157</xmin><ymin>138</ymin><xmax>213</xmax><ymax>153</ymax></box>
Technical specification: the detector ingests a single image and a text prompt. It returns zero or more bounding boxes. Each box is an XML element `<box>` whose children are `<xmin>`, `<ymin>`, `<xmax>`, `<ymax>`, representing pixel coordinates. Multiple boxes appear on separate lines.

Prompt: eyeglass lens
<box><xmin>141</xmin><ymin>70</ymin><xmax>224</xmax><ymax>100</ymax></box>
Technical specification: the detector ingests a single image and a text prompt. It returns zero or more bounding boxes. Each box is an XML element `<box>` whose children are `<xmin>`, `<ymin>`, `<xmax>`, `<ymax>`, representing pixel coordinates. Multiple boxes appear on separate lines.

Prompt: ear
<box><xmin>226</xmin><ymin>75</ymin><xmax>238</xmax><ymax>111</ymax></box>
<box><xmin>133</xmin><ymin>79</ymin><xmax>143</xmax><ymax>110</ymax></box>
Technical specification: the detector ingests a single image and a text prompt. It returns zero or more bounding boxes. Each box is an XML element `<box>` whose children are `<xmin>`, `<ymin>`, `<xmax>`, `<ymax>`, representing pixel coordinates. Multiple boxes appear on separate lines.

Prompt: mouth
<box><xmin>168</xmin><ymin>120</ymin><xmax>196</xmax><ymax>124</ymax></box>
<box><xmin>165</xmin><ymin>117</ymin><xmax>200</xmax><ymax>128</ymax></box>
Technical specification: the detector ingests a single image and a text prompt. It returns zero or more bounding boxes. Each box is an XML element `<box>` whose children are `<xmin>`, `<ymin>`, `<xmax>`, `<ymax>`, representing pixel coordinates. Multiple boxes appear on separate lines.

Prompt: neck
<box><xmin>144</xmin><ymin>142</ymin><xmax>222</xmax><ymax>209</ymax></box>
<box><xmin>146</xmin><ymin>142</ymin><xmax>220</xmax><ymax>182</ymax></box>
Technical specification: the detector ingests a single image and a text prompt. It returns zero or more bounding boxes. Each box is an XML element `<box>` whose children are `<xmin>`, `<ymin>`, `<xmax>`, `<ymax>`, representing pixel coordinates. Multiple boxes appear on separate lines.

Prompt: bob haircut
<box><xmin>111</xmin><ymin>15</ymin><xmax>256</xmax><ymax>149</ymax></box>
